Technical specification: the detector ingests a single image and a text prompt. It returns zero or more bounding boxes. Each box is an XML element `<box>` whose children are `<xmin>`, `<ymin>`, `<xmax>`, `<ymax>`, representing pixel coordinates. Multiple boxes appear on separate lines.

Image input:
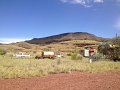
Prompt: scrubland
<box><xmin>0</xmin><ymin>55</ymin><xmax>120</xmax><ymax>79</ymax></box>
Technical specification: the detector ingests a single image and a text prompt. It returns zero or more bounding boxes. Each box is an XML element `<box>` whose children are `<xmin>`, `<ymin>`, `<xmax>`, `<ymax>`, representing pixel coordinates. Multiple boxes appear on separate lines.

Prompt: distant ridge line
<box><xmin>26</xmin><ymin>32</ymin><xmax>103</xmax><ymax>44</ymax></box>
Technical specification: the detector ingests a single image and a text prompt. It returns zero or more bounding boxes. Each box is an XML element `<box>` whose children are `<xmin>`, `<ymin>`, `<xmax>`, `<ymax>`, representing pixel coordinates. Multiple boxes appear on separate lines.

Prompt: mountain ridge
<box><xmin>26</xmin><ymin>32</ymin><xmax>104</xmax><ymax>44</ymax></box>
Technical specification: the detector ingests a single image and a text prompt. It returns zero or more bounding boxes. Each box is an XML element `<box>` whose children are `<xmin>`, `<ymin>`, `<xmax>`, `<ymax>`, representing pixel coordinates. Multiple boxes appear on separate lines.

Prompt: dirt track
<box><xmin>0</xmin><ymin>71</ymin><xmax>120</xmax><ymax>90</ymax></box>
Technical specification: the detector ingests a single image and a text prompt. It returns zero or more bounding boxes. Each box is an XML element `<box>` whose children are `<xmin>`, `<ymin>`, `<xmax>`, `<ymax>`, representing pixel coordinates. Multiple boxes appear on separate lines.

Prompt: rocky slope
<box><xmin>26</xmin><ymin>32</ymin><xmax>102</xmax><ymax>44</ymax></box>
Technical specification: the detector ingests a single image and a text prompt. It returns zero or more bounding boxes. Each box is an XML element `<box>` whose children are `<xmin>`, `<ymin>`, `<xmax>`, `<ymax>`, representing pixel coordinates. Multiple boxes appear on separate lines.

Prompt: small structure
<box><xmin>82</xmin><ymin>47</ymin><xmax>97</xmax><ymax>63</ymax></box>
<box><xmin>84</xmin><ymin>49</ymin><xmax>89</xmax><ymax>57</ymax></box>
<box><xmin>84</xmin><ymin>47</ymin><xmax>96</xmax><ymax>57</ymax></box>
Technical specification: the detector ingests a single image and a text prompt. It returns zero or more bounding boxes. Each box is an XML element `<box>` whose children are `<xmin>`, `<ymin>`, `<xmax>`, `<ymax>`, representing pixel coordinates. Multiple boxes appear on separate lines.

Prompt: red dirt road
<box><xmin>0</xmin><ymin>71</ymin><xmax>120</xmax><ymax>90</ymax></box>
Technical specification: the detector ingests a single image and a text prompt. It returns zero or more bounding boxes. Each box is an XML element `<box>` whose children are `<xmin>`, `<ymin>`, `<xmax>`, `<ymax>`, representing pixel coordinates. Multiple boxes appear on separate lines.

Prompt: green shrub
<box><xmin>98</xmin><ymin>43</ymin><xmax>110</xmax><ymax>56</ymax></box>
<box><xmin>71</xmin><ymin>53</ymin><xmax>82</xmax><ymax>60</ymax></box>
<box><xmin>98</xmin><ymin>42</ymin><xmax>120</xmax><ymax>61</ymax></box>
<box><xmin>67</xmin><ymin>53</ymin><xmax>72</xmax><ymax>56</ymax></box>
<box><xmin>0</xmin><ymin>49</ymin><xmax>7</xmax><ymax>55</ymax></box>
<box><xmin>92</xmin><ymin>53</ymin><xmax>103</xmax><ymax>61</ymax></box>
<box><xmin>43</xmin><ymin>48</ymin><xmax>51</xmax><ymax>51</ymax></box>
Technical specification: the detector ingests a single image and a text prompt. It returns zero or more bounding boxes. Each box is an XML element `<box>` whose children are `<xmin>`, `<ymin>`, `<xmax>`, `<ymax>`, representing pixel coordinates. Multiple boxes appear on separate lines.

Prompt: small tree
<box><xmin>112</xmin><ymin>36</ymin><xmax>120</xmax><ymax>46</ymax></box>
<box><xmin>98</xmin><ymin>37</ymin><xmax>120</xmax><ymax>61</ymax></box>
<box><xmin>110</xmin><ymin>36</ymin><xmax>120</xmax><ymax>61</ymax></box>
<box><xmin>98</xmin><ymin>43</ymin><xmax>110</xmax><ymax>56</ymax></box>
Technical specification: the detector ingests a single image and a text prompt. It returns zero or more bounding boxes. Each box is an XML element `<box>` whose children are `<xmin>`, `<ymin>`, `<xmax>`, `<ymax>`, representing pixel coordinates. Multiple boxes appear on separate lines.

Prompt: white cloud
<box><xmin>60</xmin><ymin>0</ymin><xmax>104</xmax><ymax>7</ymax></box>
<box><xmin>61</xmin><ymin>0</ymin><xmax>86</xmax><ymax>4</ymax></box>
<box><xmin>94</xmin><ymin>0</ymin><xmax>103</xmax><ymax>3</ymax></box>
<box><xmin>0</xmin><ymin>38</ymin><xmax>30</xmax><ymax>44</ymax></box>
<box><xmin>115</xmin><ymin>17</ymin><xmax>120</xmax><ymax>30</ymax></box>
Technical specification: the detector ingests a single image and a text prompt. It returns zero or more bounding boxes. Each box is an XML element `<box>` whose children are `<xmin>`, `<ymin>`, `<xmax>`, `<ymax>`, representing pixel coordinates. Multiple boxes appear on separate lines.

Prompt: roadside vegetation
<box><xmin>0</xmin><ymin>55</ymin><xmax>120</xmax><ymax>79</ymax></box>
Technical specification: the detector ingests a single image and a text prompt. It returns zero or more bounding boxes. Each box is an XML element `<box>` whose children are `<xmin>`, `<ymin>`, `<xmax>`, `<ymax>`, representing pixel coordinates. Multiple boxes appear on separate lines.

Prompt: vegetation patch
<box><xmin>0</xmin><ymin>56</ymin><xmax>120</xmax><ymax>79</ymax></box>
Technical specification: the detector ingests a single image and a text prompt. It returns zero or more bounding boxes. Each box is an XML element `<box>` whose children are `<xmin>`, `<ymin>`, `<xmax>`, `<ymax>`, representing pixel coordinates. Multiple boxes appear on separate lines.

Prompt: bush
<box><xmin>92</xmin><ymin>53</ymin><xmax>103</xmax><ymax>60</ymax></box>
<box><xmin>98</xmin><ymin>43</ymin><xmax>110</xmax><ymax>56</ymax></box>
<box><xmin>71</xmin><ymin>53</ymin><xmax>82</xmax><ymax>60</ymax></box>
<box><xmin>0</xmin><ymin>49</ymin><xmax>7</xmax><ymax>55</ymax></box>
<box><xmin>43</xmin><ymin>48</ymin><xmax>51</xmax><ymax>51</ymax></box>
<box><xmin>98</xmin><ymin>40</ymin><xmax>120</xmax><ymax>61</ymax></box>
<box><xmin>67</xmin><ymin>53</ymin><xmax>72</xmax><ymax>56</ymax></box>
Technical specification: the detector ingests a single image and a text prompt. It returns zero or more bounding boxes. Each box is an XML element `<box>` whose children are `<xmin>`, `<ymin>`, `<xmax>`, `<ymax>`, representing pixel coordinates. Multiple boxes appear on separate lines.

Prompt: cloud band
<box><xmin>60</xmin><ymin>0</ymin><xmax>104</xmax><ymax>7</ymax></box>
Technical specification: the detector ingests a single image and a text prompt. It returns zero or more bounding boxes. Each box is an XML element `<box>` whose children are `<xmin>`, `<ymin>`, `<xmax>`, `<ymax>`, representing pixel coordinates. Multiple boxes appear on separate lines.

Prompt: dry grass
<box><xmin>0</xmin><ymin>55</ymin><xmax>120</xmax><ymax>79</ymax></box>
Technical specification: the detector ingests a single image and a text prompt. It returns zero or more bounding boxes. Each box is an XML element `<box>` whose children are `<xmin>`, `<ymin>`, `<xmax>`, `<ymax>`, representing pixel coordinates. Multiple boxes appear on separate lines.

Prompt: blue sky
<box><xmin>0</xmin><ymin>0</ymin><xmax>120</xmax><ymax>43</ymax></box>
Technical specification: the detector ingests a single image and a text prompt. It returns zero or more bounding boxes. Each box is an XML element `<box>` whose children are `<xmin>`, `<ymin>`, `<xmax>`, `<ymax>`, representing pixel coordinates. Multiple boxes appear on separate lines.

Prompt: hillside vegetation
<box><xmin>0</xmin><ymin>39</ymin><xmax>101</xmax><ymax>56</ymax></box>
<box><xmin>0</xmin><ymin>32</ymin><xmax>104</xmax><ymax>55</ymax></box>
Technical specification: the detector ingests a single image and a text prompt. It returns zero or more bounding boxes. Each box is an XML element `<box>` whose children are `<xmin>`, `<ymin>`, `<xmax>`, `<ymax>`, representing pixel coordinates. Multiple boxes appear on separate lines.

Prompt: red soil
<box><xmin>0</xmin><ymin>71</ymin><xmax>120</xmax><ymax>90</ymax></box>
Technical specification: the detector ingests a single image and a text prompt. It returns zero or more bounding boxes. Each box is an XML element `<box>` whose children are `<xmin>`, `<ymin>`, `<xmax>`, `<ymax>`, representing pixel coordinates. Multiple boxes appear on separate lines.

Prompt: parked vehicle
<box><xmin>35</xmin><ymin>51</ymin><xmax>55</xmax><ymax>59</ymax></box>
<box><xmin>15</xmin><ymin>52</ymin><xmax>30</xmax><ymax>58</ymax></box>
